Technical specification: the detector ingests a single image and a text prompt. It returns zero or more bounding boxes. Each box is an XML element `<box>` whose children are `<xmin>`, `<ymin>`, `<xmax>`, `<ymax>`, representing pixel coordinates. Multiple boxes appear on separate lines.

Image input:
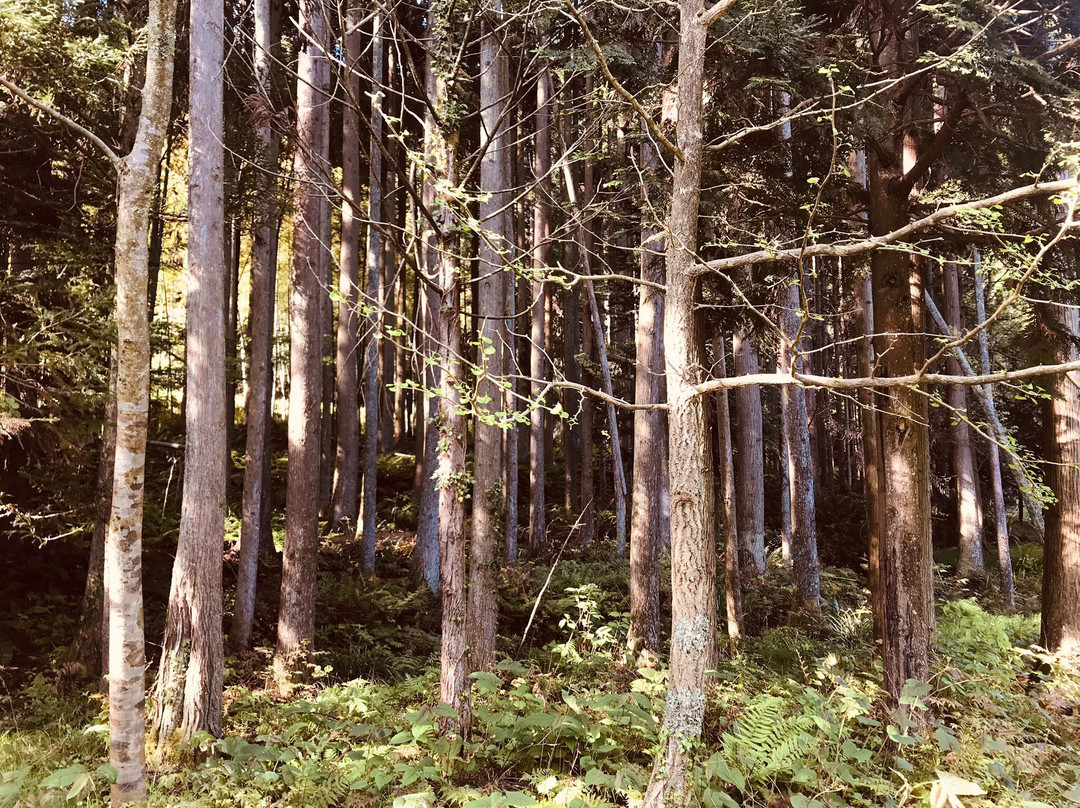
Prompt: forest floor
<box><xmin>1</xmin><ymin>451</ymin><xmax>1079</xmax><ymax>807</ymax></box>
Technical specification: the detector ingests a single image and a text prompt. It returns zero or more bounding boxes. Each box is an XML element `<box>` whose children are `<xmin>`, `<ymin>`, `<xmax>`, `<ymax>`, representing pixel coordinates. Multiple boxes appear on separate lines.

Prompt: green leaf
<box><xmin>705</xmin><ymin>753</ymin><xmax>746</xmax><ymax>791</ymax></box>
<box><xmin>470</xmin><ymin>671</ymin><xmax>502</xmax><ymax>693</ymax></box>
<box><xmin>934</xmin><ymin>771</ymin><xmax>985</xmax><ymax>797</ymax></box>
<box><xmin>393</xmin><ymin>793</ymin><xmax>435</xmax><ymax>808</ymax></box>
<box><xmin>40</xmin><ymin>764</ymin><xmax>87</xmax><ymax>790</ymax></box>
<box><xmin>703</xmin><ymin>786</ymin><xmax>740</xmax><ymax>808</ymax></box>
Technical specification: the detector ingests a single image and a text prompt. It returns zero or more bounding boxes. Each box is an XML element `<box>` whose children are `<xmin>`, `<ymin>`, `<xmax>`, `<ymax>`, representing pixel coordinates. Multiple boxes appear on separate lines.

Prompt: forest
<box><xmin>2</xmin><ymin>0</ymin><xmax>1080</xmax><ymax>805</ymax></box>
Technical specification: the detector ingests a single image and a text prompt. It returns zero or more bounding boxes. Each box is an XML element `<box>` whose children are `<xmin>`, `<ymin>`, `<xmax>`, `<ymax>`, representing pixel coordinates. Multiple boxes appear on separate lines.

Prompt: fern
<box><xmin>722</xmin><ymin>695</ymin><xmax>815</xmax><ymax>782</ymax></box>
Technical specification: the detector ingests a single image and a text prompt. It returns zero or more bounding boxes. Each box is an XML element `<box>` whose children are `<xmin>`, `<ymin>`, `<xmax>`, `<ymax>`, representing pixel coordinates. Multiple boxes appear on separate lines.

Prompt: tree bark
<box><xmin>642</xmin><ymin>0</ymin><xmax>720</xmax><ymax>802</ymax></box>
<box><xmin>231</xmin><ymin>0</ymin><xmax>278</xmax><ymax>652</ymax></box>
<box><xmin>1041</xmin><ymin>300</ymin><xmax>1080</xmax><ymax>652</ymax></box>
<box><xmin>106</xmin><ymin>0</ymin><xmax>179</xmax><ymax>798</ymax></box>
<box><xmin>944</xmin><ymin>261</ymin><xmax>984</xmax><ymax>581</ymax></box>
<box><xmin>422</xmin><ymin>2</ymin><xmax>468</xmax><ymax>729</ymax></box>
<box><xmin>468</xmin><ymin>5</ymin><xmax>511</xmax><ymax>671</ymax></box>
<box><xmin>151</xmin><ymin>0</ymin><xmax>226</xmax><ymax>748</ymax></box>
<box><xmin>330</xmin><ymin>2</ymin><xmax>362</xmax><ymax>534</ymax></box>
<box><xmin>778</xmin><ymin>281</ymin><xmax>820</xmax><ymax>613</ymax></box>
<box><xmin>274</xmin><ymin>0</ymin><xmax>330</xmax><ymax>691</ymax></box>
<box><xmin>973</xmin><ymin>253</ymin><xmax>1014</xmax><ymax>611</ymax></box>
<box><xmin>629</xmin><ymin>136</ymin><xmax>664</xmax><ymax>655</ymax></box>
<box><xmin>715</xmin><ymin>337</ymin><xmax>742</xmax><ymax>647</ymax></box>
<box><xmin>732</xmin><ymin>320</ymin><xmax>765</xmax><ymax>577</ymax></box>
<box><xmin>358</xmin><ymin>7</ymin><xmax>386</xmax><ymax>573</ymax></box>
<box><xmin>528</xmin><ymin>65</ymin><xmax>552</xmax><ymax>556</ymax></box>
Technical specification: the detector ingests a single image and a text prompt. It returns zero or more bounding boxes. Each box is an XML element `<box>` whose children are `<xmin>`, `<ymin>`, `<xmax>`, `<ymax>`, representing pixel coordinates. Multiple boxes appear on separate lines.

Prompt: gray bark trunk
<box><xmin>629</xmin><ymin>136</ymin><xmax>664</xmax><ymax>655</ymax></box>
<box><xmin>358</xmin><ymin>7</ymin><xmax>386</xmax><ymax>573</ymax></box>
<box><xmin>973</xmin><ymin>254</ymin><xmax>1014</xmax><ymax>611</ymax></box>
<box><xmin>732</xmin><ymin>322</ymin><xmax>765</xmax><ymax>577</ymax></box>
<box><xmin>779</xmin><ymin>281</ymin><xmax>820</xmax><ymax>613</ymax></box>
<box><xmin>468</xmin><ymin>6</ymin><xmax>511</xmax><ymax>671</ymax></box>
<box><xmin>106</xmin><ymin>0</ymin><xmax>179</xmax><ymax>798</ymax></box>
<box><xmin>714</xmin><ymin>337</ymin><xmax>742</xmax><ymax>646</ymax></box>
<box><xmin>274</xmin><ymin>0</ymin><xmax>330</xmax><ymax>690</ymax></box>
<box><xmin>330</xmin><ymin>3</ymin><xmax>362</xmax><ymax>533</ymax></box>
<box><xmin>528</xmin><ymin>65</ymin><xmax>552</xmax><ymax>556</ymax></box>
<box><xmin>944</xmin><ymin>261</ymin><xmax>984</xmax><ymax>581</ymax></box>
<box><xmin>151</xmin><ymin>0</ymin><xmax>227</xmax><ymax>748</ymax></box>
<box><xmin>642</xmin><ymin>0</ymin><xmax>720</xmax><ymax>801</ymax></box>
<box><xmin>231</xmin><ymin>0</ymin><xmax>279</xmax><ymax>651</ymax></box>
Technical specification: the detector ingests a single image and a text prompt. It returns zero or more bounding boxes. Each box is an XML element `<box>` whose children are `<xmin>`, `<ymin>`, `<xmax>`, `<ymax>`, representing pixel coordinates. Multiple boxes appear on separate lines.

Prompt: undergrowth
<box><xmin>3</xmin><ymin>547</ymin><xmax>1080</xmax><ymax>808</ymax></box>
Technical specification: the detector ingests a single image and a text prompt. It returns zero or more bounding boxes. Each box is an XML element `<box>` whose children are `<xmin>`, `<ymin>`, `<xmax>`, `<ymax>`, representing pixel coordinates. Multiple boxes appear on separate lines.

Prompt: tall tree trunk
<box><xmin>151</xmin><ymin>0</ymin><xmax>226</xmax><ymax>748</ymax></box>
<box><xmin>528</xmin><ymin>65</ymin><xmax>552</xmax><ymax>556</ymax></box>
<box><xmin>732</xmin><ymin>319</ymin><xmax>765</xmax><ymax>577</ymax></box>
<box><xmin>778</xmin><ymin>281</ymin><xmax>820</xmax><ymax>613</ymax></box>
<box><xmin>944</xmin><ymin>261</ymin><xmax>984</xmax><ymax>581</ymax></box>
<box><xmin>106</xmin><ymin>0</ymin><xmax>179</xmax><ymax>798</ymax></box>
<box><xmin>423</xmin><ymin>2</ymin><xmax>467</xmax><ymax>728</ymax></box>
<box><xmin>274</xmin><ymin>0</ymin><xmax>330</xmax><ymax>691</ymax></box>
<box><xmin>973</xmin><ymin>253</ymin><xmax>1014</xmax><ymax>611</ymax></box>
<box><xmin>231</xmin><ymin>0</ymin><xmax>279</xmax><ymax>651</ymax></box>
<box><xmin>358</xmin><ymin>7</ymin><xmax>386</xmax><ymax>573</ymax></box>
<box><xmin>1040</xmin><ymin>300</ymin><xmax>1080</xmax><ymax>652</ymax></box>
<box><xmin>330</xmin><ymin>3</ymin><xmax>362</xmax><ymax>533</ymax></box>
<box><xmin>714</xmin><ymin>337</ymin><xmax>742</xmax><ymax>646</ymax></box>
<box><xmin>642</xmin><ymin>1</ymin><xmax>722</xmax><ymax>803</ymax></box>
<box><xmin>468</xmin><ymin>6</ymin><xmax>511</xmax><ymax>672</ymax></box>
<box><xmin>629</xmin><ymin>136</ymin><xmax>664</xmax><ymax>655</ymax></box>
<box><xmin>71</xmin><ymin>353</ymin><xmax>116</xmax><ymax>681</ymax></box>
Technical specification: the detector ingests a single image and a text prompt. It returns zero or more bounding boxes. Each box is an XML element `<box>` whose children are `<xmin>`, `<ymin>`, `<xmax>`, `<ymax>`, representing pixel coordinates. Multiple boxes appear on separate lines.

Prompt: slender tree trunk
<box><xmin>642</xmin><ymin>1</ymin><xmax>721</xmax><ymax>803</ymax></box>
<box><xmin>358</xmin><ymin>7</ymin><xmax>386</xmax><ymax>573</ymax></box>
<box><xmin>231</xmin><ymin>0</ymin><xmax>278</xmax><ymax>651</ymax></box>
<box><xmin>107</xmin><ymin>0</ymin><xmax>179</xmax><ymax>798</ymax></box>
<box><xmin>732</xmin><ymin>319</ymin><xmax>765</xmax><ymax>577</ymax></box>
<box><xmin>856</xmin><ymin>272</ymin><xmax>886</xmax><ymax>644</ymax></box>
<box><xmin>1041</xmin><ymin>299</ymin><xmax>1080</xmax><ymax>652</ymax></box>
<box><xmin>423</xmin><ymin>4</ymin><xmax>467</xmax><ymax>728</ymax></box>
<box><xmin>330</xmin><ymin>3</ymin><xmax>362</xmax><ymax>533</ymax></box>
<box><xmin>778</xmin><ymin>281</ymin><xmax>820</xmax><ymax>613</ymax></box>
<box><xmin>629</xmin><ymin>137</ymin><xmax>664</xmax><ymax>655</ymax></box>
<box><xmin>714</xmin><ymin>337</ymin><xmax>741</xmax><ymax>647</ymax></box>
<box><xmin>944</xmin><ymin>261</ymin><xmax>984</xmax><ymax>581</ymax></box>
<box><xmin>468</xmin><ymin>6</ymin><xmax>511</xmax><ymax>672</ymax></box>
<box><xmin>71</xmin><ymin>352</ymin><xmax>116</xmax><ymax>681</ymax></box>
<box><xmin>973</xmin><ymin>254</ymin><xmax>1014</xmax><ymax>611</ymax></box>
<box><xmin>274</xmin><ymin>0</ymin><xmax>330</xmax><ymax>690</ymax></box>
<box><xmin>528</xmin><ymin>65</ymin><xmax>552</xmax><ymax>556</ymax></box>
<box><xmin>151</xmin><ymin>0</ymin><xmax>226</xmax><ymax>748</ymax></box>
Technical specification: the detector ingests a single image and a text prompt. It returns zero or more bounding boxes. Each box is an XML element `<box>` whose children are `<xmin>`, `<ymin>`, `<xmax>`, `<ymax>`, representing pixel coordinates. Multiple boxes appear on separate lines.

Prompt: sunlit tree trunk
<box><xmin>1041</xmin><ymin>300</ymin><xmax>1080</xmax><ymax>652</ymax></box>
<box><xmin>274</xmin><ymin>0</ymin><xmax>331</xmax><ymax>690</ymax></box>
<box><xmin>231</xmin><ymin>0</ymin><xmax>279</xmax><ymax>651</ymax></box>
<box><xmin>642</xmin><ymin>1</ymin><xmax>725</xmax><ymax>803</ymax></box>
<box><xmin>106</xmin><ymin>0</ymin><xmax>179</xmax><ymax>798</ymax></box>
<box><xmin>151</xmin><ymin>0</ymin><xmax>226</xmax><ymax>747</ymax></box>
<box><xmin>528</xmin><ymin>65</ymin><xmax>552</xmax><ymax>556</ymax></box>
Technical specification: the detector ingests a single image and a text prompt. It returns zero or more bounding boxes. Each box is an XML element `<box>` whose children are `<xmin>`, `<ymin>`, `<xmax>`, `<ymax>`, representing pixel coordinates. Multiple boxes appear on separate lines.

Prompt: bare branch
<box><xmin>698</xmin><ymin>176</ymin><xmax>1079</xmax><ymax>276</ymax></box>
<box><xmin>560</xmin><ymin>0</ymin><xmax>684</xmax><ymax>161</ymax></box>
<box><xmin>0</xmin><ymin>76</ymin><xmax>121</xmax><ymax>169</ymax></box>
<box><xmin>693</xmin><ymin>357</ymin><xmax>1080</xmax><ymax>395</ymax></box>
<box><xmin>700</xmin><ymin>0</ymin><xmax>737</xmax><ymax>28</ymax></box>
